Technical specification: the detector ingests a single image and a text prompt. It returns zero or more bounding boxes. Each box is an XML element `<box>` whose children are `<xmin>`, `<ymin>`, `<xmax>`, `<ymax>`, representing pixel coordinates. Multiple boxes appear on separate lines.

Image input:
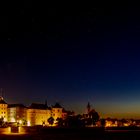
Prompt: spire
<box><xmin>87</xmin><ymin>102</ymin><xmax>91</xmax><ymax>114</ymax></box>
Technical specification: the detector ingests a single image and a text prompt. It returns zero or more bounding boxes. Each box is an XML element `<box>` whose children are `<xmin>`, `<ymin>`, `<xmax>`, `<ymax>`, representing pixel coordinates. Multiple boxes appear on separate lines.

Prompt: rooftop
<box><xmin>8</xmin><ymin>104</ymin><xmax>27</xmax><ymax>108</ymax></box>
<box><xmin>0</xmin><ymin>96</ymin><xmax>7</xmax><ymax>104</ymax></box>
<box><xmin>53</xmin><ymin>103</ymin><xmax>62</xmax><ymax>108</ymax></box>
<box><xmin>28</xmin><ymin>103</ymin><xmax>48</xmax><ymax>110</ymax></box>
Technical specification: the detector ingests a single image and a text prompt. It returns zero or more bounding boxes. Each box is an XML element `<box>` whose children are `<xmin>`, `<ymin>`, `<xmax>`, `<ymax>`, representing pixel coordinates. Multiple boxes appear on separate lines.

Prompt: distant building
<box><xmin>27</xmin><ymin>103</ymin><xmax>51</xmax><ymax>126</ymax></box>
<box><xmin>83</xmin><ymin>102</ymin><xmax>92</xmax><ymax>118</ymax></box>
<box><xmin>105</xmin><ymin>118</ymin><xmax>118</xmax><ymax>127</ymax></box>
<box><xmin>8</xmin><ymin>104</ymin><xmax>27</xmax><ymax>124</ymax></box>
<box><xmin>0</xmin><ymin>97</ymin><xmax>8</xmax><ymax>122</ymax></box>
<box><xmin>62</xmin><ymin>109</ymin><xmax>68</xmax><ymax>119</ymax></box>
<box><xmin>52</xmin><ymin>103</ymin><xmax>63</xmax><ymax>121</ymax></box>
<box><xmin>62</xmin><ymin>109</ymin><xmax>75</xmax><ymax>119</ymax></box>
<box><xmin>87</xmin><ymin>102</ymin><xmax>91</xmax><ymax>114</ymax></box>
<box><xmin>83</xmin><ymin>102</ymin><xmax>92</xmax><ymax>119</ymax></box>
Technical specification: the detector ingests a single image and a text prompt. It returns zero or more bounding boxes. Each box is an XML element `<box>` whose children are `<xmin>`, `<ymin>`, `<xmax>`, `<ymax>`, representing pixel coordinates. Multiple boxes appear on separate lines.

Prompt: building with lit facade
<box><xmin>0</xmin><ymin>97</ymin><xmax>8</xmax><ymax>122</ymax></box>
<box><xmin>51</xmin><ymin>103</ymin><xmax>63</xmax><ymax>121</ymax></box>
<box><xmin>62</xmin><ymin>108</ymin><xmax>69</xmax><ymax>119</ymax></box>
<box><xmin>0</xmin><ymin>97</ymin><xmax>68</xmax><ymax>126</ymax></box>
<box><xmin>27</xmin><ymin>103</ymin><xmax>51</xmax><ymax>126</ymax></box>
<box><xmin>8</xmin><ymin>104</ymin><xmax>27</xmax><ymax>125</ymax></box>
<box><xmin>27</xmin><ymin>102</ymin><xmax>67</xmax><ymax>126</ymax></box>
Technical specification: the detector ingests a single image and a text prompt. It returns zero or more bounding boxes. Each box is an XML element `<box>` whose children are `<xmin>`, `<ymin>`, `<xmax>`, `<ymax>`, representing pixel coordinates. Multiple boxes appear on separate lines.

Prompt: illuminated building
<box><xmin>105</xmin><ymin>120</ymin><xmax>113</xmax><ymax>127</ymax></box>
<box><xmin>27</xmin><ymin>102</ymin><xmax>68</xmax><ymax>126</ymax></box>
<box><xmin>8</xmin><ymin>104</ymin><xmax>27</xmax><ymax>124</ymax></box>
<box><xmin>62</xmin><ymin>108</ymin><xmax>68</xmax><ymax>119</ymax></box>
<box><xmin>0</xmin><ymin>97</ymin><xmax>8</xmax><ymax>122</ymax></box>
<box><xmin>52</xmin><ymin>103</ymin><xmax>63</xmax><ymax>121</ymax></box>
<box><xmin>27</xmin><ymin>103</ymin><xmax>51</xmax><ymax>126</ymax></box>
<box><xmin>105</xmin><ymin>118</ymin><xmax>118</xmax><ymax>127</ymax></box>
<box><xmin>0</xmin><ymin>97</ymin><xmax>68</xmax><ymax>126</ymax></box>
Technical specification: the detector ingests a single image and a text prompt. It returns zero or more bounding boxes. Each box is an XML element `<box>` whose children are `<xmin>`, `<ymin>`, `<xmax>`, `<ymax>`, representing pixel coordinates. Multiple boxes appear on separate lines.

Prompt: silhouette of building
<box><xmin>87</xmin><ymin>102</ymin><xmax>91</xmax><ymax>114</ymax></box>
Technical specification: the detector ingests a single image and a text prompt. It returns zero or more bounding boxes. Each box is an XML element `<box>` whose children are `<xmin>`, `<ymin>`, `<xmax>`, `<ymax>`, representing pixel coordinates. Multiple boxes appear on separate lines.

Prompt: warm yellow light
<box><xmin>4</xmin><ymin>118</ymin><xmax>7</xmax><ymax>122</ymax></box>
<box><xmin>105</xmin><ymin>121</ymin><xmax>112</xmax><ymax>127</ymax></box>
<box><xmin>124</xmin><ymin>123</ymin><xmax>129</xmax><ymax>126</ymax></box>
<box><xmin>19</xmin><ymin>120</ymin><xmax>22</xmax><ymax>124</ymax></box>
<box><xmin>11</xmin><ymin>117</ymin><xmax>16</xmax><ymax>122</ymax></box>
<box><xmin>8</xmin><ymin>127</ymin><xmax>11</xmax><ymax>133</ymax></box>
<box><xmin>27</xmin><ymin>121</ymin><xmax>31</xmax><ymax>126</ymax></box>
<box><xmin>0</xmin><ymin>127</ymin><xmax>11</xmax><ymax>134</ymax></box>
<box><xmin>18</xmin><ymin>126</ymin><xmax>21</xmax><ymax>133</ymax></box>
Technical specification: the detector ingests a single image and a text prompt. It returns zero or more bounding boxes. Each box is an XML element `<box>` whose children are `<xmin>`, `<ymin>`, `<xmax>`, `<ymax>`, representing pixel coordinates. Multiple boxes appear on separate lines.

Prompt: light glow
<box><xmin>27</xmin><ymin>121</ymin><xmax>31</xmax><ymax>126</ymax></box>
<box><xmin>19</xmin><ymin>120</ymin><xmax>22</xmax><ymax>124</ymax></box>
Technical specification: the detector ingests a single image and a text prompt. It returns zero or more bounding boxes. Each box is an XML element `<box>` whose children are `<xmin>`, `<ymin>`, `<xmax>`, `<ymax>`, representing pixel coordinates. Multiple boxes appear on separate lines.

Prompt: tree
<box><xmin>42</xmin><ymin>120</ymin><xmax>45</xmax><ymax>126</ymax></box>
<box><xmin>56</xmin><ymin>118</ymin><xmax>64</xmax><ymax>127</ymax></box>
<box><xmin>0</xmin><ymin>117</ymin><xmax>4</xmax><ymax>127</ymax></box>
<box><xmin>89</xmin><ymin>109</ymin><xmax>100</xmax><ymax>125</ymax></box>
<box><xmin>22</xmin><ymin>119</ymin><xmax>27</xmax><ymax>126</ymax></box>
<box><xmin>100</xmin><ymin>119</ymin><xmax>106</xmax><ymax>127</ymax></box>
<box><xmin>64</xmin><ymin>115</ymin><xmax>84</xmax><ymax>128</ymax></box>
<box><xmin>47</xmin><ymin>117</ymin><xmax>54</xmax><ymax>126</ymax></box>
<box><xmin>85</xmin><ymin>118</ymin><xmax>92</xmax><ymax>125</ymax></box>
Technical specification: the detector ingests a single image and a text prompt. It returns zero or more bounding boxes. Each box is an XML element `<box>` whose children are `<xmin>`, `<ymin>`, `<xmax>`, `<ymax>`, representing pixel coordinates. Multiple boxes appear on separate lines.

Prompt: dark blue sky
<box><xmin>1</xmin><ymin>5</ymin><xmax>140</xmax><ymax>118</ymax></box>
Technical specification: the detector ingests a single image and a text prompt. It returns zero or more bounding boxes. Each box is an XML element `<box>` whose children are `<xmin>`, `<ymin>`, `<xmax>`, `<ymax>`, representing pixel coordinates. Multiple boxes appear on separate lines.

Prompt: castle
<box><xmin>0</xmin><ymin>97</ymin><xmax>68</xmax><ymax>126</ymax></box>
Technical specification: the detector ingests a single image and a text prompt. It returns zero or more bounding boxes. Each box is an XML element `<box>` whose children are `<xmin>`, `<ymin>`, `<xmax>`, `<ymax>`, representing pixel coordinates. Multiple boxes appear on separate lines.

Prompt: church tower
<box><xmin>87</xmin><ymin>102</ymin><xmax>91</xmax><ymax>114</ymax></box>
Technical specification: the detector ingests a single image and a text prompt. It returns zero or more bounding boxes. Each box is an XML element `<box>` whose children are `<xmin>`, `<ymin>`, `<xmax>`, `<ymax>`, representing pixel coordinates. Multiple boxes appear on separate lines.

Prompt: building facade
<box><xmin>8</xmin><ymin>104</ymin><xmax>27</xmax><ymax>125</ymax></box>
<box><xmin>52</xmin><ymin>103</ymin><xmax>63</xmax><ymax>121</ymax></box>
<box><xmin>0</xmin><ymin>97</ymin><xmax>68</xmax><ymax>126</ymax></box>
<box><xmin>27</xmin><ymin>103</ymin><xmax>51</xmax><ymax>126</ymax></box>
<box><xmin>0</xmin><ymin>97</ymin><xmax>8</xmax><ymax>122</ymax></box>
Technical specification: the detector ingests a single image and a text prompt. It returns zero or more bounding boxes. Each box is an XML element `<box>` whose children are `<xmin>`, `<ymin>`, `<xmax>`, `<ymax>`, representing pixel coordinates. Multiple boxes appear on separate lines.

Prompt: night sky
<box><xmin>1</xmin><ymin>4</ymin><xmax>140</xmax><ymax>118</ymax></box>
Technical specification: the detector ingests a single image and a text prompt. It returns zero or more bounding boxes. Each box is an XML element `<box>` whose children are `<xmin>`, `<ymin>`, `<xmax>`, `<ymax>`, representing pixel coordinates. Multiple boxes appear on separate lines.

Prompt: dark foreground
<box><xmin>0</xmin><ymin>127</ymin><xmax>140</xmax><ymax>140</ymax></box>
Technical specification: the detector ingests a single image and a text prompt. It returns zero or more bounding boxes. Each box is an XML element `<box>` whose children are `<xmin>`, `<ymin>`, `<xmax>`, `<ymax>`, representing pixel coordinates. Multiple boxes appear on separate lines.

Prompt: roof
<box><xmin>8</xmin><ymin>104</ymin><xmax>27</xmax><ymax>108</ymax></box>
<box><xmin>28</xmin><ymin>103</ymin><xmax>48</xmax><ymax>110</ymax></box>
<box><xmin>62</xmin><ymin>108</ymin><xmax>67</xmax><ymax>113</ymax></box>
<box><xmin>0</xmin><ymin>97</ymin><xmax>7</xmax><ymax>104</ymax></box>
<box><xmin>47</xmin><ymin>107</ymin><xmax>52</xmax><ymax>110</ymax></box>
<box><xmin>52</xmin><ymin>103</ymin><xmax>62</xmax><ymax>108</ymax></box>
